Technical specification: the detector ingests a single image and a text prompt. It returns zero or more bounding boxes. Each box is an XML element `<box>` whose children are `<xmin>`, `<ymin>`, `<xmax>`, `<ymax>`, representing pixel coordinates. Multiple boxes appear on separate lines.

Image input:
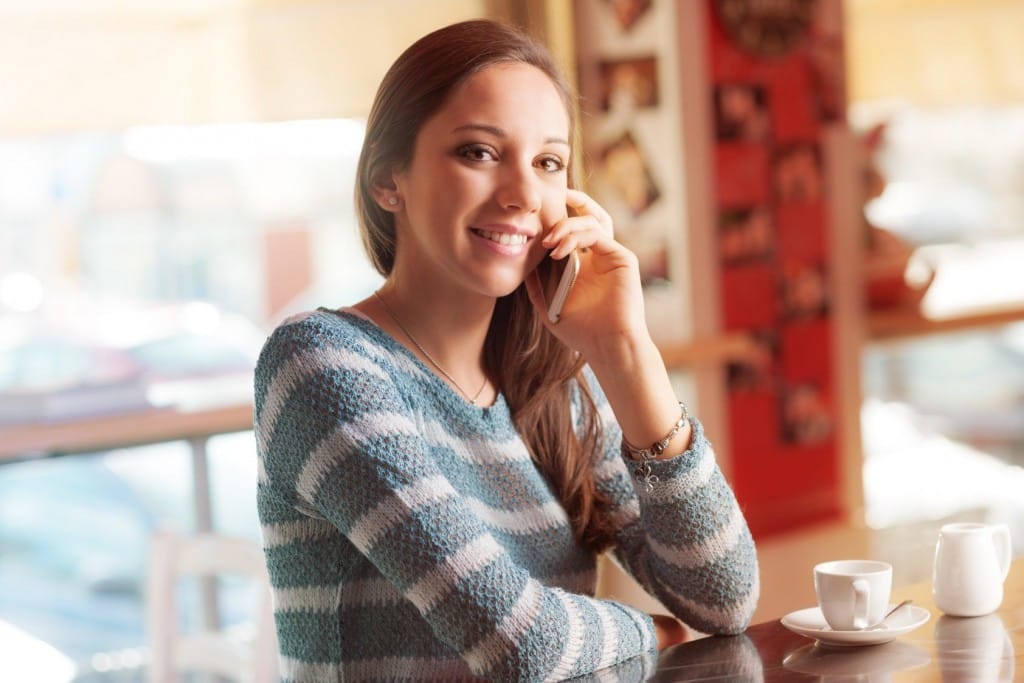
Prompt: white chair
<box><xmin>145</xmin><ymin>529</ymin><xmax>278</xmax><ymax>683</ymax></box>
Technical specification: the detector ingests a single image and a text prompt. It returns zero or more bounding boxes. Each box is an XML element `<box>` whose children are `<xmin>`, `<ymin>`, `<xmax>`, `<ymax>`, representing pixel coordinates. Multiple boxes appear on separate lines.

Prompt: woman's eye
<box><xmin>457</xmin><ymin>144</ymin><xmax>497</xmax><ymax>162</ymax></box>
<box><xmin>537</xmin><ymin>155</ymin><xmax>566</xmax><ymax>173</ymax></box>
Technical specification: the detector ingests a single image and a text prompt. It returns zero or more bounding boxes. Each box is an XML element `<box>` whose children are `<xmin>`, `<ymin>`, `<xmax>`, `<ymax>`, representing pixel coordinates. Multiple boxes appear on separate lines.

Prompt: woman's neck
<box><xmin>355</xmin><ymin>276</ymin><xmax>497</xmax><ymax>404</ymax></box>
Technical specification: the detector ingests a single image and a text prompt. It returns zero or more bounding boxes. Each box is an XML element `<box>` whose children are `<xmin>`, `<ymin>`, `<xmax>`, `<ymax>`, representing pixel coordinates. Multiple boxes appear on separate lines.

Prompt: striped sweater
<box><xmin>254</xmin><ymin>309</ymin><xmax>759</xmax><ymax>682</ymax></box>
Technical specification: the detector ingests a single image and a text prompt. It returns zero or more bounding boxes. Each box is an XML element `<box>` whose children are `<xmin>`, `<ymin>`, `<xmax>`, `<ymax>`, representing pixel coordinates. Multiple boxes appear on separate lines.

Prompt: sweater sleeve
<box><xmin>254</xmin><ymin>323</ymin><xmax>658</xmax><ymax>682</ymax></box>
<box><xmin>580</xmin><ymin>370</ymin><xmax>760</xmax><ymax>635</ymax></box>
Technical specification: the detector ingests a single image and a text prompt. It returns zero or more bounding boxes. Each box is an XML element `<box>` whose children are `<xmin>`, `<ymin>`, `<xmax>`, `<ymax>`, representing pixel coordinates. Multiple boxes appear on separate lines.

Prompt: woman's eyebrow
<box><xmin>451</xmin><ymin>123</ymin><xmax>569</xmax><ymax>147</ymax></box>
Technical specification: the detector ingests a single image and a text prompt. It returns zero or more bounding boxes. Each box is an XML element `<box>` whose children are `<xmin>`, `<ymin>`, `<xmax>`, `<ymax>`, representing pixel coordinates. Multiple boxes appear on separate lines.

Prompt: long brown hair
<box><xmin>355</xmin><ymin>19</ymin><xmax>616</xmax><ymax>553</ymax></box>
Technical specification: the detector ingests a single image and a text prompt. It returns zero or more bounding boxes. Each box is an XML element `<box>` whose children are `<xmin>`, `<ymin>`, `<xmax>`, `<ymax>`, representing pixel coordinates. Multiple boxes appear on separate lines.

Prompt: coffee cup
<box><xmin>814</xmin><ymin>560</ymin><xmax>893</xmax><ymax>631</ymax></box>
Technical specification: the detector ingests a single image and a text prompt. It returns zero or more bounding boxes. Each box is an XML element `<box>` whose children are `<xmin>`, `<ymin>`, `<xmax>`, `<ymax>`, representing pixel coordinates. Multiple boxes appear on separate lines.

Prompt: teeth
<box><xmin>476</xmin><ymin>229</ymin><xmax>527</xmax><ymax>246</ymax></box>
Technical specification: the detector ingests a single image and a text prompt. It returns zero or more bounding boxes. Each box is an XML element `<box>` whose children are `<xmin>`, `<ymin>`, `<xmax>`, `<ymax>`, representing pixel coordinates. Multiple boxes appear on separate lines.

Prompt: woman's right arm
<box><xmin>254</xmin><ymin>321</ymin><xmax>659</xmax><ymax>682</ymax></box>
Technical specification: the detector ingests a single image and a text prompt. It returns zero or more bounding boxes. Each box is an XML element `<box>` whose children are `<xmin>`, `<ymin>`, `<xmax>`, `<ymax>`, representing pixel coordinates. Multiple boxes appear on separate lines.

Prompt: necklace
<box><xmin>373</xmin><ymin>291</ymin><xmax>488</xmax><ymax>405</ymax></box>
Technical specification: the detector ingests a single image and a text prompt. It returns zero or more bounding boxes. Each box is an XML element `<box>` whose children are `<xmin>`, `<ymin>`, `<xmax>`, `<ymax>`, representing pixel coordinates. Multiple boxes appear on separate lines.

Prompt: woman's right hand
<box><xmin>652</xmin><ymin>613</ymin><xmax>690</xmax><ymax>650</ymax></box>
<box><xmin>525</xmin><ymin>188</ymin><xmax>648</xmax><ymax>357</ymax></box>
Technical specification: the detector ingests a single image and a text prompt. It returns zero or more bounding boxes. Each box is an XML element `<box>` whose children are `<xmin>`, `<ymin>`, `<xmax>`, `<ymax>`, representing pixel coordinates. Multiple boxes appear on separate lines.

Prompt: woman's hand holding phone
<box><xmin>526</xmin><ymin>188</ymin><xmax>648</xmax><ymax>359</ymax></box>
<box><xmin>531</xmin><ymin>196</ymin><xmax>691</xmax><ymax>475</ymax></box>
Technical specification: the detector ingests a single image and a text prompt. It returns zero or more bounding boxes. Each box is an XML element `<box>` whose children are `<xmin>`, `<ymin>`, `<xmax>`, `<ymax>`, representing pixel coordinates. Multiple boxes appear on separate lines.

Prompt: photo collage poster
<box><xmin>707</xmin><ymin>0</ymin><xmax>847</xmax><ymax>536</ymax></box>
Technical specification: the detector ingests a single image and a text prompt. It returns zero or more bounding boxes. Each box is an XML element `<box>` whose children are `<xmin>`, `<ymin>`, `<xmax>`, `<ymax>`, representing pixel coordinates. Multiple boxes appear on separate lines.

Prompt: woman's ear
<box><xmin>370</xmin><ymin>171</ymin><xmax>403</xmax><ymax>212</ymax></box>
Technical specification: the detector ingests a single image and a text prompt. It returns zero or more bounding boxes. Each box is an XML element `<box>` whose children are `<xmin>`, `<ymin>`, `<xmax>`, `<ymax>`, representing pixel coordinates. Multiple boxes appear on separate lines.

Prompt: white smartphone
<box><xmin>546</xmin><ymin>249</ymin><xmax>580</xmax><ymax>324</ymax></box>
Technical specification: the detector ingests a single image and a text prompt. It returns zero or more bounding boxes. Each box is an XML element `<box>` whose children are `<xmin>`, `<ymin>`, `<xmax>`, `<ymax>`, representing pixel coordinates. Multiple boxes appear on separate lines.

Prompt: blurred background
<box><xmin>1</xmin><ymin>0</ymin><xmax>1023</xmax><ymax>680</ymax></box>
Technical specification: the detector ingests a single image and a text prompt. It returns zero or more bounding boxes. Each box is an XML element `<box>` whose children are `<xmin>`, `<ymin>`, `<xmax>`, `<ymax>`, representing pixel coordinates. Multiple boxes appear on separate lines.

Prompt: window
<box><xmin>0</xmin><ymin>119</ymin><xmax>378</xmax><ymax>680</ymax></box>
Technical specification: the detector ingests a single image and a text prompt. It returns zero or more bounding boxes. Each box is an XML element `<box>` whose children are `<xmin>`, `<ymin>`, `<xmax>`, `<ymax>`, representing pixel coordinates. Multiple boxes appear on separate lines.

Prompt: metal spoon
<box><xmin>867</xmin><ymin>599</ymin><xmax>912</xmax><ymax>630</ymax></box>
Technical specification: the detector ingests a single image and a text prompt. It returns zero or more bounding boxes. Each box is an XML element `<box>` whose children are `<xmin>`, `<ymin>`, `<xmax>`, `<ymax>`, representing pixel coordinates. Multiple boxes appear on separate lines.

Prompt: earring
<box><xmin>387</xmin><ymin>196</ymin><xmax>399</xmax><ymax>206</ymax></box>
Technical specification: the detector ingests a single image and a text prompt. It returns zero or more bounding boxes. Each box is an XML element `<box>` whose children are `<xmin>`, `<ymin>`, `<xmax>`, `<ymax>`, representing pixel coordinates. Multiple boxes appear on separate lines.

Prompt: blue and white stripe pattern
<box><xmin>254</xmin><ymin>309</ymin><xmax>759</xmax><ymax>682</ymax></box>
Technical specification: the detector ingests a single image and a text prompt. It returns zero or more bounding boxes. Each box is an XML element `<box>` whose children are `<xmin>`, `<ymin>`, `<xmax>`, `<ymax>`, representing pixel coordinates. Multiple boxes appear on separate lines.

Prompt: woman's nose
<box><xmin>495</xmin><ymin>162</ymin><xmax>541</xmax><ymax>213</ymax></box>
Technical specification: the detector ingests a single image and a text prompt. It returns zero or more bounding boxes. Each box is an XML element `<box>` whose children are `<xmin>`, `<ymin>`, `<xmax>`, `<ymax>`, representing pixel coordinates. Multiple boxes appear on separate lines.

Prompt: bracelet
<box><xmin>622</xmin><ymin>402</ymin><xmax>689</xmax><ymax>460</ymax></box>
<box><xmin>623</xmin><ymin>402</ymin><xmax>689</xmax><ymax>491</ymax></box>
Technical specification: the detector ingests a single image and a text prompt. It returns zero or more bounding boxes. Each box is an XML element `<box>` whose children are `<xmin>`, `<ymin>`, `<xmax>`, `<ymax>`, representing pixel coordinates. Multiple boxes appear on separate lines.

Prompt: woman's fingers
<box><xmin>546</xmin><ymin>231</ymin><xmax>583</xmax><ymax>260</ymax></box>
<box><xmin>543</xmin><ymin>225</ymin><xmax>586</xmax><ymax>259</ymax></box>
<box><xmin>566</xmin><ymin>188</ymin><xmax>613</xmax><ymax>237</ymax></box>
<box><xmin>543</xmin><ymin>215</ymin><xmax>606</xmax><ymax>259</ymax></box>
<box><xmin>543</xmin><ymin>189</ymin><xmax>615</xmax><ymax>258</ymax></box>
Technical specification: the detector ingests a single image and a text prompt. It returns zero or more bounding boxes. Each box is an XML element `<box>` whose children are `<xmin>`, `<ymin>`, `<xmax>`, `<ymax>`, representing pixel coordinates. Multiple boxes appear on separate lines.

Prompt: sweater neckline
<box><xmin>323</xmin><ymin>307</ymin><xmax>507</xmax><ymax>417</ymax></box>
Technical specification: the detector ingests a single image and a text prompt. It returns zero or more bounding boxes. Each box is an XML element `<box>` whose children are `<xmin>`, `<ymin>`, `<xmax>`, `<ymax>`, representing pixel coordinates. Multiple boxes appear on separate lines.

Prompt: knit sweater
<box><xmin>254</xmin><ymin>309</ymin><xmax>759</xmax><ymax>682</ymax></box>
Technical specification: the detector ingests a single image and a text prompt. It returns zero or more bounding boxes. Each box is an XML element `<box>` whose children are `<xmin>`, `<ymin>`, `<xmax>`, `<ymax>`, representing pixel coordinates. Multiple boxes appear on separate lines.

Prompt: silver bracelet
<box><xmin>623</xmin><ymin>402</ymin><xmax>689</xmax><ymax>491</ymax></box>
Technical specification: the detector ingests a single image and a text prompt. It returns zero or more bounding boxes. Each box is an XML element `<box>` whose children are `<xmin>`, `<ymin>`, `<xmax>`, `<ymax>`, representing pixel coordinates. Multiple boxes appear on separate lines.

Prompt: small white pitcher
<box><xmin>933</xmin><ymin>523</ymin><xmax>1012</xmax><ymax>617</ymax></box>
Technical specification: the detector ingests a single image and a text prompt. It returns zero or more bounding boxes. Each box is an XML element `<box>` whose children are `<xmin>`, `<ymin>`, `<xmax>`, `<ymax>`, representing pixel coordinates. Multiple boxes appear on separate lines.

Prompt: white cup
<box><xmin>814</xmin><ymin>560</ymin><xmax>893</xmax><ymax>631</ymax></box>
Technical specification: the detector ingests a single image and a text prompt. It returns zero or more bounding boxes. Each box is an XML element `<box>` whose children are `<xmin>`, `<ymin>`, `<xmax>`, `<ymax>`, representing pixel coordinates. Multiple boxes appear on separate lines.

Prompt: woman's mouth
<box><xmin>471</xmin><ymin>228</ymin><xmax>529</xmax><ymax>247</ymax></box>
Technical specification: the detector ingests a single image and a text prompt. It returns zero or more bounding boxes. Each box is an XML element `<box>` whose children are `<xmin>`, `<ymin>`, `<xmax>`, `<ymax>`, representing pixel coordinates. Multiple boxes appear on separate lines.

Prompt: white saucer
<box><xmin>781</xmin><ymin>605</ymin><xmax>930</xmax><ymax>646</ymax></box>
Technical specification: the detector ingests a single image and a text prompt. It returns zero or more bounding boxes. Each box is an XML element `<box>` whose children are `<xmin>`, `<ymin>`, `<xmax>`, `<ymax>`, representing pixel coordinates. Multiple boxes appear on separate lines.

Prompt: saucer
<box><xmin>781</xmin><ymin>605</ymin><xmax>930</xmax><ymax>646</ymax></box>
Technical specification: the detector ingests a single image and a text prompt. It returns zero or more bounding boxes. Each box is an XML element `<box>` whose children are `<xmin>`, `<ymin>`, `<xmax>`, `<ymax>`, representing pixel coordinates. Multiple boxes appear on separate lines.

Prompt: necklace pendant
<box><xmin>374</xmin><ymin>290</ymin><xmax>488</xmax><ymax>405</ymax></box>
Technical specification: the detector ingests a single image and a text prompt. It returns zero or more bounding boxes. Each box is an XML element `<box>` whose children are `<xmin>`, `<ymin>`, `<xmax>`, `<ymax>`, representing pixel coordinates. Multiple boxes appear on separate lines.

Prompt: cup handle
<box><xmin>993</xmin><ymin>524</ymin><xmax>1012</xmax><ymax>582</ymax></box>
<box><xmin>852</xmin><ymin>578</ymin><xmax>870</xmax><ymax>630</ymax></box>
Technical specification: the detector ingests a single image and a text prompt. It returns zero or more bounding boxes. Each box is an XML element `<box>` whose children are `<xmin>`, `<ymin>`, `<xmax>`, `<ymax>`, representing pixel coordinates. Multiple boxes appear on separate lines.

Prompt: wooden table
<box><xmin>0</xmin><ymin>402</ymin><xmax>253</xmax><ymax>463</ymax></box>
<box><xmin>653</xmin><ymin>558</ymin><xmax>1023</xmax><ymax>681</ymax></box>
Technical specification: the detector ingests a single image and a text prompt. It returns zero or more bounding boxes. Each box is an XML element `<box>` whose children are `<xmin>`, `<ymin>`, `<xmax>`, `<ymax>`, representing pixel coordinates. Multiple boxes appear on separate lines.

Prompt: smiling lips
<box><xmin>472</xmin><ymin>228</ymin><xmax>530</xmax><ymax>247</ymax></box>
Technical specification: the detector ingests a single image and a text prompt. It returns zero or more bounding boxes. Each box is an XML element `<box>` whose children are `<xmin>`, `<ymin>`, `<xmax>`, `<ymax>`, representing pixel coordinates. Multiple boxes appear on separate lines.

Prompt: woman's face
<box><xmin>388</xmin><ymin>62</ymin><xmax>571</xmax><ymax>299</ymax></box>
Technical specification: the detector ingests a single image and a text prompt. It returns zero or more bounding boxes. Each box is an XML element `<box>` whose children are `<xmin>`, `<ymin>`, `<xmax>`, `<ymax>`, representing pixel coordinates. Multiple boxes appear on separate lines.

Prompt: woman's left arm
<box><xmin>593</xmin><ymin>400</ymin><xmax>760</xmax><ymax>635</ymax></box>
<box><xmin>526</xmin><ymin>189</ymin><xmax>759</xmax><ymax>634</ymax></box>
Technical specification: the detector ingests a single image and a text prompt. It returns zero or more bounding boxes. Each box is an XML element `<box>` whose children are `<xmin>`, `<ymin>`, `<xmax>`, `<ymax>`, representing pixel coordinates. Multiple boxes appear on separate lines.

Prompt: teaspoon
<box><xmin>867</xmin><ymin>599</ymin><xmax>913</xmax><ymax>630</ymax></box>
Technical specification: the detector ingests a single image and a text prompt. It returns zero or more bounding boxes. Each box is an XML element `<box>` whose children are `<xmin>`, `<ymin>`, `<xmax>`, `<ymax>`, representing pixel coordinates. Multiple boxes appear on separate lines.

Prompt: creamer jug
<box><xmin>933</xmin><ymin>523</ymin><xmax>1011</xmax><ymax>617</ymax></box>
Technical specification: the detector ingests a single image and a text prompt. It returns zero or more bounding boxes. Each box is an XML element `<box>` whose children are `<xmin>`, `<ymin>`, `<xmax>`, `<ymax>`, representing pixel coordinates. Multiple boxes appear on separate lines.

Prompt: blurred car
<box><xmin>0</xmin><ymin>302</ymin><xmax>263</xmax><ymax>424</ymax></box>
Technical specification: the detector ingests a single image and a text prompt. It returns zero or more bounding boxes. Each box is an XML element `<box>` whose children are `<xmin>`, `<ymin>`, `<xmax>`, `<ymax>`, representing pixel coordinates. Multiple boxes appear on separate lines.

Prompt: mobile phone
<box><xmin>546</xmin><ymin>249</ymin><xmax>580</xmax><ymax>324</ymax></box>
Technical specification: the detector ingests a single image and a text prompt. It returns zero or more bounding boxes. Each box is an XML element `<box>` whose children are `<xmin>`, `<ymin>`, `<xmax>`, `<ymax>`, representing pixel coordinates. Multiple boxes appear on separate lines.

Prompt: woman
<box><xmin>254</xmin><ymin>19</ymin><xmax>759</xmax><ymax>682</ymax></box>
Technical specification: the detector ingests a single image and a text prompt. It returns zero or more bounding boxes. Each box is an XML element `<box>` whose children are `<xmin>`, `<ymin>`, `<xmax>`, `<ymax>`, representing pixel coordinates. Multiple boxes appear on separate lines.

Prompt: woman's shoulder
<box><xmin>255</xmin><ymin>307</ymin><xmax>396</xmax><ymax>377</ymax></box>
<box><xmin>252</xmin><ymin>307</ymin><xmax>426</xmax><ymax>419</ymax></box>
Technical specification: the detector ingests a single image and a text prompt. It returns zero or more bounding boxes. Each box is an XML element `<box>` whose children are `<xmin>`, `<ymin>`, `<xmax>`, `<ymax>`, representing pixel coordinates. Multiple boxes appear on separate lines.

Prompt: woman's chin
<box><xmin>485</xmin><ymin>279</ymin><xmax>527</xmax><ymax>300</ymax></box>
<box><xmin>478</xmin><ymin>266</ymin><xmax>535</xmax><ymax>299</ymax></box>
